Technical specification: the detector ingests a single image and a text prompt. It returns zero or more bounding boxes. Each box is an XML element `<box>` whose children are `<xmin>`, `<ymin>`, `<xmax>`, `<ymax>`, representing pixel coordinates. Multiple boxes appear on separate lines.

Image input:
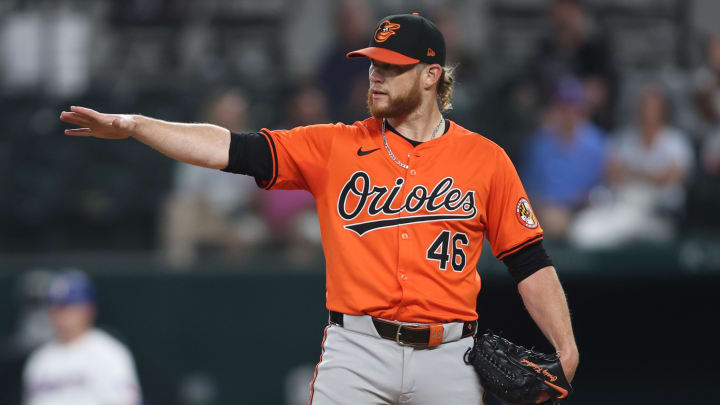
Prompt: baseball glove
<box><xmin>464</xmin><ymin>332</ymin><xmax>573</xmax><ymax>405</ymax></box>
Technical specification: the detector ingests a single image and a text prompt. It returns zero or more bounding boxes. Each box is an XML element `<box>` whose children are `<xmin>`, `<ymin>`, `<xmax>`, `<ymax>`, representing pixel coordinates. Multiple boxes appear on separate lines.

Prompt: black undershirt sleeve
<box><xmin>221</xmin><ymin>131</ymin><xmax>273</xmax><ymax>181</ymax></box>
<box><xmin>501</xmin><ymin>241</ymin><xmax>554</xmax><ymax>284</ymax></box>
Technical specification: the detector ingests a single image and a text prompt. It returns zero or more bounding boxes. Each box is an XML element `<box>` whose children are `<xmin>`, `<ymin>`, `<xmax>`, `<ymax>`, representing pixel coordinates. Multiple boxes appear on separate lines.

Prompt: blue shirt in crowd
<box><xmin>522</xmin><ymin>122</ymin><xmax>607</xmax><ymax>207</ymax></box>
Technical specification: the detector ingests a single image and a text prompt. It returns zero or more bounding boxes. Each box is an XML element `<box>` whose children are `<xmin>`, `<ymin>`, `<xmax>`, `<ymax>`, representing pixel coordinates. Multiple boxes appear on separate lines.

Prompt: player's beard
<box><xmin>367</xmin><ymin>78</ymin><xmax>423</xmax><ymax>119</ymax></box>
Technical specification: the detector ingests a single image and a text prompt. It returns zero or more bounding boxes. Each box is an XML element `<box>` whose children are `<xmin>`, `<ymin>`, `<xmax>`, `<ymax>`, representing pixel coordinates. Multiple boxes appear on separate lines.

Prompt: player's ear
<box><xmin>421</xmin><ymin>64</ymin><xmax>443</xmax><ymax>90</ymax></box>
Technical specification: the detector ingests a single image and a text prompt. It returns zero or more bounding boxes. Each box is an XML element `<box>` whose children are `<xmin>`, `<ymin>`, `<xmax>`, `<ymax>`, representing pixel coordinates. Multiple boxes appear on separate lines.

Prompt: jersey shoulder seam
<box><xmin>450</xmin><ymin>123</ymin><xmax>508</xmax><ymax>167</ymax></box>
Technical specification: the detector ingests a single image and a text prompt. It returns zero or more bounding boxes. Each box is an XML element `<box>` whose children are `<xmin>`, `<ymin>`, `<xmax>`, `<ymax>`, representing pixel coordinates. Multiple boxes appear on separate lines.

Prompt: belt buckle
<box><xmin>395</xmin><ymin>325</ymin><xmax>413</xmax><ymax>347</ymax></box>
<box><xmin>395</xmin><ymin>325</ymin><xmax>426</xmax><ymax>347</ymax></box>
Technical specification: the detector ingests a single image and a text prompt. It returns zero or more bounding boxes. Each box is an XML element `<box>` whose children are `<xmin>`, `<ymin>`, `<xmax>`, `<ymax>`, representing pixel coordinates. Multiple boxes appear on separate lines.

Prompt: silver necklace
<box><xmin>381</xmin><ymin>116</ymin><xmax>444</xmax><ymax>170</ymax></box>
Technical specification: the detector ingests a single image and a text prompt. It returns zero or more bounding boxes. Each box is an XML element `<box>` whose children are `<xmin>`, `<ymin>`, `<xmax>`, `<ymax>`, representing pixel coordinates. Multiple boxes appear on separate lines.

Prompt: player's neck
<box><xmin>386</xmin><ymin>103</ymin><xmax>443</xmax><ymax>143</ymax></box>
<box><xmin>57</xmin><ymin>327</ymin><xmax>91</xmax><ymax>345</ymax></box>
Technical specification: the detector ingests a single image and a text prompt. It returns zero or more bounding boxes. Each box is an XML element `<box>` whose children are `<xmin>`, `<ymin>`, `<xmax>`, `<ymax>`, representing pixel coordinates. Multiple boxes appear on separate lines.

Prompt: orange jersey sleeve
<box><xmin>485</xmin><ymin>148</ymin><xmax>544</xmax><ymax>260</ymax></box>
<box><xmin>257</xmin><ymin>124</ymin><xmax>340</xmax><ymax>192</ymax></box>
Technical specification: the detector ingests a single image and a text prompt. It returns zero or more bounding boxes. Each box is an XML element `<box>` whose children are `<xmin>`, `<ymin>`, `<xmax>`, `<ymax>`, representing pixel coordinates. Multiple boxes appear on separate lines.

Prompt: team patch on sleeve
<box><xmin>515</xmin><ymin>198</ymin><xmax>538</xmax><ymax>229</ymax></box>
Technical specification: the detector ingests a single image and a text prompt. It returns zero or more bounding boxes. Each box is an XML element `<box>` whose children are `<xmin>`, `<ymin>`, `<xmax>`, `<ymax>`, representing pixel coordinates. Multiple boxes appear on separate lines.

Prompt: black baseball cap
<box><xmin>346</xmin><ymin>13</ymin><xmax>446</xmax><ymax>66</ymax></box>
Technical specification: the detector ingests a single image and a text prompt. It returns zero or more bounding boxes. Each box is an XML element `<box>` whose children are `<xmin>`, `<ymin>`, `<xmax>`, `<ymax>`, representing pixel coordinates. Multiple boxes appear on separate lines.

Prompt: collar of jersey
<box><xmin>381</xmin><ymin>118</ymin><xmax>455</xmax><ymax>150</ymax></box>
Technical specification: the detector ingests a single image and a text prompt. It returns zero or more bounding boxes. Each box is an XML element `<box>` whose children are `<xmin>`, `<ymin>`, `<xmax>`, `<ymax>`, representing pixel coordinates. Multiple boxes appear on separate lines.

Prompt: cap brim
<box><xmin>346</xmin><ymin>47</ymin><xmax>420</xmax><ymax>65</ymax></box>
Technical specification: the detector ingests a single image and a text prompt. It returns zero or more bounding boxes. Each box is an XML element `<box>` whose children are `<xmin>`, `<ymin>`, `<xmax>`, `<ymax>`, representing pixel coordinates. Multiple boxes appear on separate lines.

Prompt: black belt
<box><xmin>329</xmin><ymin>311</ymin><xmax>477</xmax><ymax>347</ymax></box>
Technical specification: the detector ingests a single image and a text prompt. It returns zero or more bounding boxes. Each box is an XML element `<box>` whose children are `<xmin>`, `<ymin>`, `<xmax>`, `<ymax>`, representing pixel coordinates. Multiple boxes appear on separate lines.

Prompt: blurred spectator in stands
<box><xmin>685</xmin><ymin>32</ymin><xmax>720</xmax><ymax>232</ymax></box>
<box><xmin>160</xmin><ymin>89</ymin><xmax>268</xmax><ymax>268</ymax></box>
<box><xmin>531</xmin><ymin>0</ymin><xmax>618</xmax><ymax>131</ymax></box>
<box><xmin>692</xmin><ymin>34</ymin><xmax>720</xmax><ymax>136</ymax></box>
<box><xmin>607</xmin><ymin>86</ymin><xmax>693</xmax><ymax>213</ymax></box>
<box><xmin>570</xmin><ymin>85</ymin><xmax>694</xmax><ymax>248</ymax></box>
<box><xmin>317</xmin><ymin>0</ymin><xmax>372</xmax><ymax>123</ymax></box>
<box><xmin>702</xmin><ymin>130</ymin><xmax>720</xmax><ymax>176</ymax></box>
<box><xmin>283</xmin><ymin>85</ymin><xmax>330</xmax><ymax>130</ymax></box>
<box><xmin>261</xmin><ymin>85</ymin><xmax>325</xmax><ymax>265</ymax></box>
<box><xmin>522</xmin><ymin>77</ymin><xmax>607</xmax><ymax>238</ymax></box>
<box><xmin>431</xmin><ymin>8</ymin><xmax>486</xmax><ymax>134</ymax></box>
<box><xmin>692</xmin><ymin>33</ymin><xmax>720</xmax><ymax>178</ymax></box>
<box><xmin>23</xmin><ymin>270</ymin><xmax>141</xmax><ymax>405</ymax></box>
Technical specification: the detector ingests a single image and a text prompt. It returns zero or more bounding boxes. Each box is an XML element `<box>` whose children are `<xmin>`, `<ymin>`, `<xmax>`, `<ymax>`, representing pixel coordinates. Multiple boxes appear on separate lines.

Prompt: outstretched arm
<box><xmin>60</xmin><ymin>106</ymin><xmax>230</xmax><ymax>169</ymax></box>
<box><xmin>518</xmin><ymin>266</ymin><xmax>579</xmax><ymax>383</ymax></box>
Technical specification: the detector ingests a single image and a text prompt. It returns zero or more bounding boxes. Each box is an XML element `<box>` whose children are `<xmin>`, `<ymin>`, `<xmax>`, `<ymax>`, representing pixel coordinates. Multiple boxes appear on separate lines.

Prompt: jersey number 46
<box><xmin>426</xmin><ymin>230</ymin><xmax>469</xmax><ymax>272</ymax></box>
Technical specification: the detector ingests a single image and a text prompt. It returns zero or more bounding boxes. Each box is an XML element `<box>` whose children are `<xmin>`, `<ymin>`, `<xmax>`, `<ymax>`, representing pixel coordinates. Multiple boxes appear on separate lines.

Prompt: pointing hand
<box><xmin>60</xmin><ymin>106</ymin><xmax>136</xmax><ymax>140</ymax></box>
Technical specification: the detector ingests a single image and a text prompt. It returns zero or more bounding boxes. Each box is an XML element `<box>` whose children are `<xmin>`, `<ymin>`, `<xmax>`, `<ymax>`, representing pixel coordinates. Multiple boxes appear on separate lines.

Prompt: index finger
<box><xmin>69</xmin><ymin>106</ymin><xmax>101</xmax><ymax>119</ymax></box>
<box><xmin>59</xmin><ymin>111</ymin><xmax>91</xmax><ymax>126</ymax></box>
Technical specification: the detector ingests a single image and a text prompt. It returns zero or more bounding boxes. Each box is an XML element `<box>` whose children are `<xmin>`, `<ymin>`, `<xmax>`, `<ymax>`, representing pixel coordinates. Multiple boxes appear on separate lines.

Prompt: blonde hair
<box><xmin>436</xmin><ymin>65</ymin><xmax>456</xmax><ymax>112</ymax></box>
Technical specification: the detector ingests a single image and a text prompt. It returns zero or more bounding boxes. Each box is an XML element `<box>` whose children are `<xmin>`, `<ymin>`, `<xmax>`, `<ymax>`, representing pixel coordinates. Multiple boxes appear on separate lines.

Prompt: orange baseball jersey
<box><xmin>257</xmin><ymin>117</ymin><xmax>543</xmax><ymax>323</ymax></box>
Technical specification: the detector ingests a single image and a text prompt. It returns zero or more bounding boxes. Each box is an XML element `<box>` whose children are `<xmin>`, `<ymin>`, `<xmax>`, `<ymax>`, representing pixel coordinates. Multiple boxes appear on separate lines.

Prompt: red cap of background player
<box><xmin>346</xmin><ymin>13</ymin><xmax>446</xmax><ymax>66</ymax></box>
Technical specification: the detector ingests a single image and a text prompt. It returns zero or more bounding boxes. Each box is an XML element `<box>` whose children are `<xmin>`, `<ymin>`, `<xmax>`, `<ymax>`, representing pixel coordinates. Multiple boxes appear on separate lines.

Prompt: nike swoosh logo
<box><xmin>357</xmin><ymin>147</ymin><xmax>380</xmax><ymax>156</ymax></box>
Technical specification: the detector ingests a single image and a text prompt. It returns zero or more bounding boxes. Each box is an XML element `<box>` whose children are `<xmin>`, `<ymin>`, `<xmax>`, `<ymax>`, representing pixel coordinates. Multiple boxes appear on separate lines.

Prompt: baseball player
<box><xmin>22</xmin><ymin>271</ymin><xmax>141</xmax><ymax>405</ymax></box>
<box><xmin>60</xmin><ymin>13</ymin><xmax>578</xmax><ymax>404</ymax></box>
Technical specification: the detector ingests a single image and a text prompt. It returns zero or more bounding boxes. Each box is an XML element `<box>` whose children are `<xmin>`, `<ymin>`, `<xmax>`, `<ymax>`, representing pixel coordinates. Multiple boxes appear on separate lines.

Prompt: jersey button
<box><xmin>400</xmin><ymin>274</ymin><xmax>408</xmax><ymax>281</ymax></box>
<box><xmin>409</xmin><ymin>169</ymin><xmax>417</xmax><ymax>175</ymax></box>
<box><xmin>401</xmin><ymin>232</ymin><xmax>409</xmax><ymax>240</ymax></box>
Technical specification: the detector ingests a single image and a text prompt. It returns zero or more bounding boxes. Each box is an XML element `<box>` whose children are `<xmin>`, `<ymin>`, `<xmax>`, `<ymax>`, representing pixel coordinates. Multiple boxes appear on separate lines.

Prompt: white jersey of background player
<box><xmin>23</xmin><ymin>271</ymin><xmax>141</xmax><ymax>405</ymax></box>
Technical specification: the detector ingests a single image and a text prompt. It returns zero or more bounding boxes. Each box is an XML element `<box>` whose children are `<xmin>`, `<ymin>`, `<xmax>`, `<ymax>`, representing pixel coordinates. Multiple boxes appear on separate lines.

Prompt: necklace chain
<box><xmin>381</xmin><ymin>116</ymin><xmax>444</xmax><ymax>170</ymax></box>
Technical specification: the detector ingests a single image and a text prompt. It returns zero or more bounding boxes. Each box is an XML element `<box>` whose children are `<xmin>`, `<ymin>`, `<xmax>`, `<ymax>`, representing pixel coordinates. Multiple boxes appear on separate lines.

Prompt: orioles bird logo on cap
<box><xmin>374</xmin><ymin>20</ymin><xmax>401</xmax><ymax>42</ymax></box>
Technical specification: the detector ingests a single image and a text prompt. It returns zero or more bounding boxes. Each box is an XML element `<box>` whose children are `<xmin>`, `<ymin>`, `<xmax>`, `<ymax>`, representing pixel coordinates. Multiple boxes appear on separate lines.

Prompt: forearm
<box><xmin>643</xmin><ymin>164</ymin><xmax>685</xmax><ymax>187</ymax></box>
<box><xmin>130</xmin><ymin>115</ymin><xmax>230</xmax><ymax>169</ymax></box>
<box><xmin>518</xmin><ymin>266</ymin><xmax>578</xmax><ymax>378</ymax></box>
<box><xmin>605</xmin><ymin>159</ymin><xmax>625</xmax><ymax>186</ymax></box>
